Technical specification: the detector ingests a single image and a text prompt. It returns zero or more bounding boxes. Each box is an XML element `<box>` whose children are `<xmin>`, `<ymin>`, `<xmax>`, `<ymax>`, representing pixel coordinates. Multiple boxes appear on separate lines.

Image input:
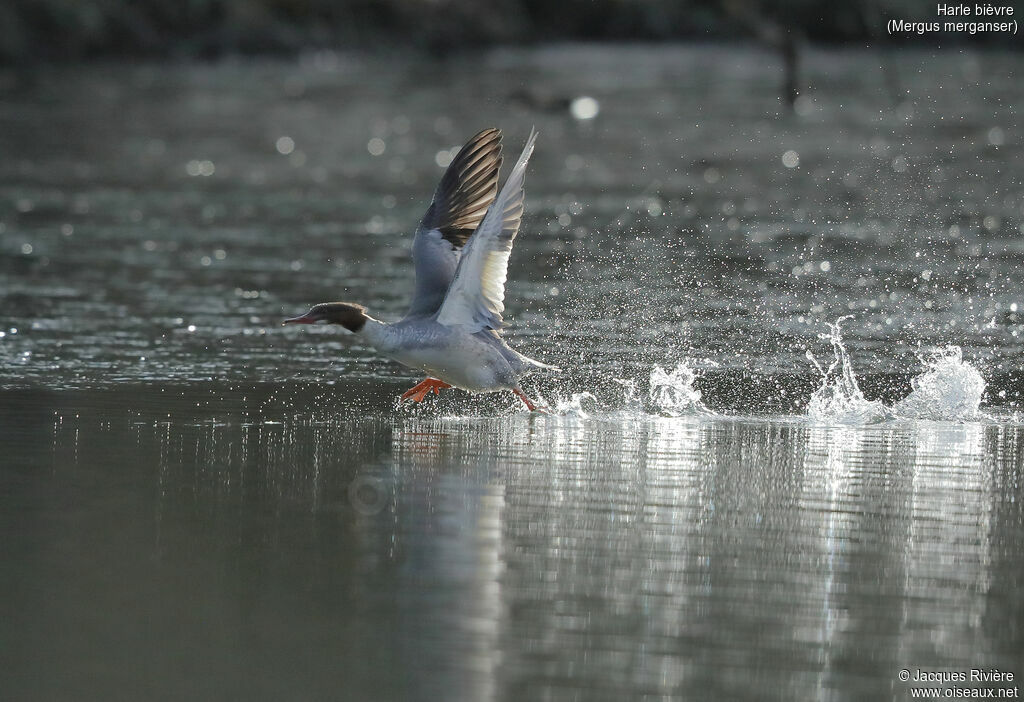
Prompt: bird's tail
<box><xmin>518</xmin><ymin>353</ymin><xmax>561</xmax><ymax>373</ymax></box>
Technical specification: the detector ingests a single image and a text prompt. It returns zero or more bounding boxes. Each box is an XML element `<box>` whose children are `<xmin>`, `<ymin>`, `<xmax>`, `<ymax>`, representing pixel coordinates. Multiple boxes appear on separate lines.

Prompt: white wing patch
<box><xmin>435</xmin><ymin>129</ymin><xmax>537</xmax><ymax>332</ymax></box>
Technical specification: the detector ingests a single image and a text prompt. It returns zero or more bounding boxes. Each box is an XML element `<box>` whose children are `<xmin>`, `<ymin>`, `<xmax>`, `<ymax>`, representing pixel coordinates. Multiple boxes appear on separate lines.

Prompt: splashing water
<box><xmin>612</xmin><ymin>377</ymin><xmax>643</xmax><ymax>411</ymax></box>
<box><xmin>551</xmin><ymin>392</ymin><xmax>599</xmax><ymax>418</ymax></box>
<box><xmin>543</xmin><ymin>366</ymin><xmax>708</xmax><ymax>419</ymax></box>
<box><xmin>649</xmin><ymin>362</ymin><xmax>710</xmax><ymax>416</ymax></box>
<box><xmin>806</xmin><ymin>317</ymin><xmax>893</xmax><ymax>424</ymax></box>
<box><xmin>806</xmin><ymin>318</ymin><xmax>987</xmax><ymax>424</ymax></box>
<box><xmin>893</xmin><ymin>346</ymin><xmax>986</xmax><ymax>421</ymax></box>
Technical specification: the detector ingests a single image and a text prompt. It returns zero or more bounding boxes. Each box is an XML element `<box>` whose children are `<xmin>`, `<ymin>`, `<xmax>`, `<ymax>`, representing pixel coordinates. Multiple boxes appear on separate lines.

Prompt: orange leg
<box><xmin>512</xmin><ymin>387</ymin><xmax>537</xmax><ymax>411</ymax></box>
<box><xmin>400</xmin><ymin>378</ymin><xmax>452</xmax><ymax>403</ymax></box>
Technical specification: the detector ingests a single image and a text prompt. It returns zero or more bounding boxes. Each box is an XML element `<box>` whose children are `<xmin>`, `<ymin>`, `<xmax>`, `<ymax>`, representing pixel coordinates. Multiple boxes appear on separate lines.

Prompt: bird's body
<box><xmin>363</xmin><ymin>318</ymin><xmax>546</xmax><ymax>392</ymax></box>
<box><xmin>285</xmin><ymin>128</ymin><xmax>554</xmax><ymax>410</ymax></box>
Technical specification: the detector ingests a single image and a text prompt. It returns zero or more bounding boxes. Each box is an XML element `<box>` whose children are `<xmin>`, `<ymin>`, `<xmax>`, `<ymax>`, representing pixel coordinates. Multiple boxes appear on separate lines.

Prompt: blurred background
<box><xmin>0</xmin><ymin>0</ymin><xmax>1018</xmax><ymax>64</ymax></box>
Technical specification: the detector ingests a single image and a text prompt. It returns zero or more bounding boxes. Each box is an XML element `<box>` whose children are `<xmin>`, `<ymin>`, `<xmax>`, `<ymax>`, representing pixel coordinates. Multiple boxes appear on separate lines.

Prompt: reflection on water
<box><xmin>3</xmin><ymin>387</ymin><xmax>1021</xmax><ymax>701</ymax></box>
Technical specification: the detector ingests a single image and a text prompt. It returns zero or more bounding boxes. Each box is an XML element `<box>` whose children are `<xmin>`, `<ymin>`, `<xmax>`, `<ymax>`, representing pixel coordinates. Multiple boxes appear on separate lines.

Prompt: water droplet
<box><xmin>186</xmin><ymin>160</ymin><xmax>215</xmax><ymax>177</ymax></box>
<box><xmin>367</xmin><ymin>137</ymin><xmax>386</xmax><ymax>156</ymax></box>
<box><xmin>435</xmin><ymin>149</ymin><xmax>455</xmax><ymax>168</ymax></box>
<box><xmin>275</xmin><ymin>136</ymin><xmax>295</xmax><ymax>155</ymax></box>
<box><xmin>793</xmin><ymin>95</ymin><xmax>814</xmax><ymax>116</ymax></box>
<box><xmin>560</xmin><ymin>156</ymin><xmax>583</xmax><ymax>176</ymax></box>
<box><xmin>570</xmin><ymin>96</ymin><xmax>600</xmax><ymax>120</ymax></box>
<box><xmin>782</xmin><ymin>150</ymin><xmax>800</xmax><ymax>168</ymax></box>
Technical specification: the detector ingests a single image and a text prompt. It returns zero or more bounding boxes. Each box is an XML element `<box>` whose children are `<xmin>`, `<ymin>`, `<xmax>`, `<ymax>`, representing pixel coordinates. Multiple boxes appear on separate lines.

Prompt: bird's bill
<box><xmin>283</xmin><ymin>312</ymin><xmax>318</xmax><ymax>324</ymax></box>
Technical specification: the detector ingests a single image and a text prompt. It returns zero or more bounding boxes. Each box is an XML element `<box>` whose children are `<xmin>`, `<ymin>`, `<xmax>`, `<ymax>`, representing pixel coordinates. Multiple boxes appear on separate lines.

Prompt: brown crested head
<box><xmin>283</xmin><ymin>302</ymin><xmax>368</xmax><ymax>332</ymax></box>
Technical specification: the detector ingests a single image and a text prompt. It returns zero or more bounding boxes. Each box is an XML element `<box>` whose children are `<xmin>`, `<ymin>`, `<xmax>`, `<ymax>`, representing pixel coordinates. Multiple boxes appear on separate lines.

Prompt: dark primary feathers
<box><xmin>421</xmin><ymin>127</ymin><xmax>503</xmax><ymax>248</ymax></box>
<box><xmin>406</xmin><ymin>128</ymin><xmax>504</xmax><ymax>319</ymax></box>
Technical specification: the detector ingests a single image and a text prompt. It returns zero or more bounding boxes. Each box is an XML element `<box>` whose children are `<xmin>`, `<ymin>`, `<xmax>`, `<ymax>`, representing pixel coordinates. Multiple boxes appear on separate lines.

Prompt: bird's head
<box><xmin>283</xmin><ymin>302</ymin><xmax>368</xmax><ymax>332</ymax></box>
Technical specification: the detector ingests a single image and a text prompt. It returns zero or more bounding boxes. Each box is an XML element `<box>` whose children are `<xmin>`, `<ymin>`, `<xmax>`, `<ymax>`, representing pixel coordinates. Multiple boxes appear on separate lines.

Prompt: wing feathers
<box><xmin>405</xmin><ymin>128</ymin><xmax>503</xmax><ymax>319</ymax></box>
<box><xmin>425</xmin><ymin>128</ymin><xmax>503</xmax><ymax>247</ymax></box>
<box><xmin>435</xmin><ymin>129</ymin><xmax>537</xmax><ymax>332</ymax></box>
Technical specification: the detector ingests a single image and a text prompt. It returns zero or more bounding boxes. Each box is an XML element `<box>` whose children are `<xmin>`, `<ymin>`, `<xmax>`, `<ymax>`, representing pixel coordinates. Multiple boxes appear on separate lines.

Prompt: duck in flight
<box><xmin>284</xmin><ymin>128</ymin><xmax>556</xmax><ymax>411</ymax></box>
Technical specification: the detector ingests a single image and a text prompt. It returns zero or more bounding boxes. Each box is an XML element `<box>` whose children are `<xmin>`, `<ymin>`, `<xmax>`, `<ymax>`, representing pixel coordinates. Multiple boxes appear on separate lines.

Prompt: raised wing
<box><xmin>435</xmin><ymin>129</ymin><xmax>537</xmax><ymax>333</ymax></box>
<box><xmin>405</xmin><ymin>128</ymin><xmax>503</xmax><ymax>319</ymax></box>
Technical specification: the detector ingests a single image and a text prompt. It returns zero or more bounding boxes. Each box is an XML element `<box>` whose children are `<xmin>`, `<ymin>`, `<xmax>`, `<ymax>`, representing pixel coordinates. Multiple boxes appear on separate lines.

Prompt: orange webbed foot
<box><xmin>400</xmin><ymin>378</ymin><xmax>452</xmax><ymax>403</ymax></box>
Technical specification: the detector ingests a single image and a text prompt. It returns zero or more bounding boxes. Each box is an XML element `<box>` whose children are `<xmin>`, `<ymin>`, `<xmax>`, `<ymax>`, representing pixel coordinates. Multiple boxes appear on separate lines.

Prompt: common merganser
<box><xmin>284</xmin><ymin>128</ymin><xmax>555</xmax><ymax>411</ymax></box>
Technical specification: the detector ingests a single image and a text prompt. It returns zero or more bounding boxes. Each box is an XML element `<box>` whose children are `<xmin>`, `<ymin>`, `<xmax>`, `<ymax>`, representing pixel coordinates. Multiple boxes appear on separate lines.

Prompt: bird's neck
<box><xmin>359</xmin><ymin>317</ymin><xmax>394</xmax><ymax>350</ymax></box>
